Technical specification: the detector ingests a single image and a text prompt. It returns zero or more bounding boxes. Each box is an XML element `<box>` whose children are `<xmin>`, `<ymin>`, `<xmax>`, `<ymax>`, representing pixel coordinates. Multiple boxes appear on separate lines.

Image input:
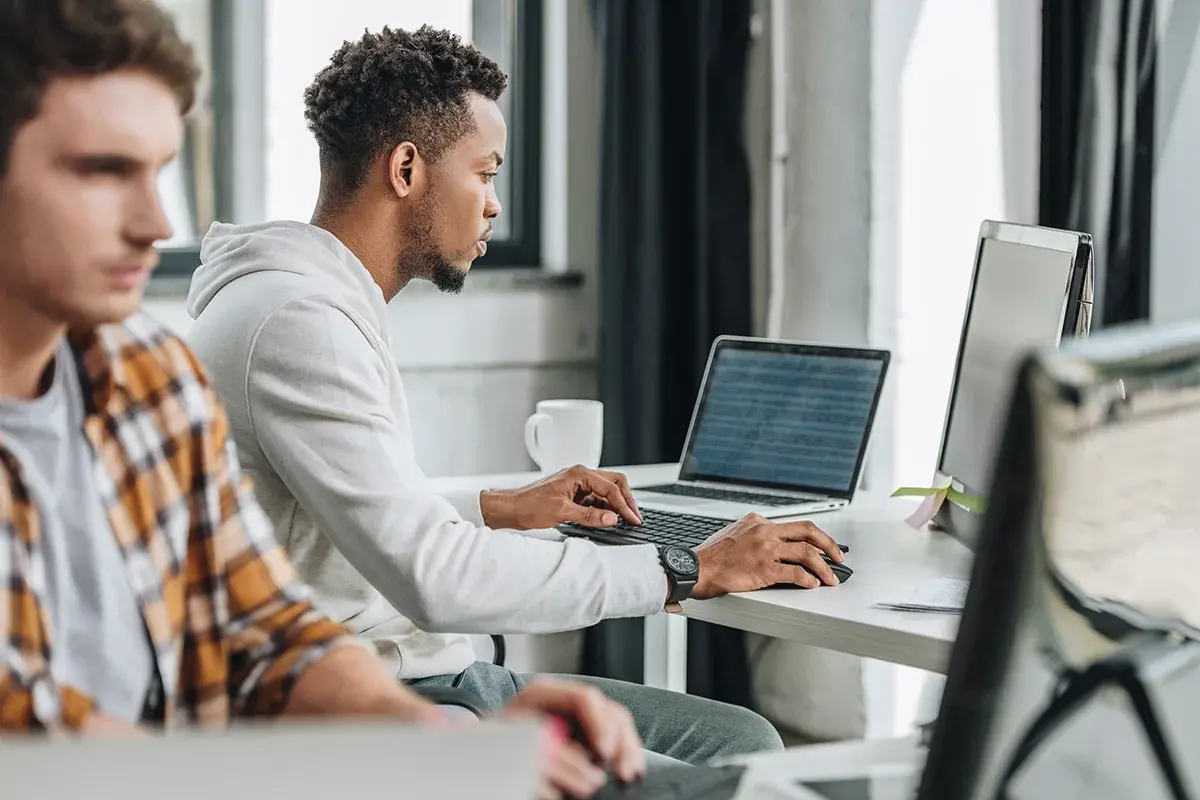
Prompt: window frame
<box><xmin>155</xmin><ymin>0</ymin><xmax>543</xmax><ymax>276</ymax></box>
<box><xmin>471</xmin><ymin>0</ymin><xmax>543</xmax><ymax>267</ymax></box>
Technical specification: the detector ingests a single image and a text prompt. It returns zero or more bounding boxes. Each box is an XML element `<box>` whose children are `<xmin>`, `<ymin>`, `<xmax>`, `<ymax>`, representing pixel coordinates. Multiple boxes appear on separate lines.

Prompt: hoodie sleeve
<box><xmin>243</xmin><ymin>297</ymin><xmax>667</xmax><ymax>634</ymax></box>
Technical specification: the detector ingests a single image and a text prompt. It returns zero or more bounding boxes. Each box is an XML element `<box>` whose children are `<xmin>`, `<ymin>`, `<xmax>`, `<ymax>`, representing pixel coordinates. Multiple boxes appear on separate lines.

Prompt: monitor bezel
<box><xmin>676</xmin><ymin>335</ymin><xmax>891</xmax><ymax>499</ymax></box>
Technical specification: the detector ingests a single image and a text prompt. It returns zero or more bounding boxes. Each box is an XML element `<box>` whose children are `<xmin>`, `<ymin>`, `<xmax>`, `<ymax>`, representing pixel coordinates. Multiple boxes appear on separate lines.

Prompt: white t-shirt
<box><xmin>0</xmin><ymin>341</ymin><xmax>155</xmax><ymax>722</ymax></box>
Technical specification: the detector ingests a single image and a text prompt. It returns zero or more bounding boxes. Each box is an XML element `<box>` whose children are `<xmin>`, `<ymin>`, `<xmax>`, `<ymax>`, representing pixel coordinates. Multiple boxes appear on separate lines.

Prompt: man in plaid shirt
<box><xmin>0</xmin><ymin>1</ymin><xmax>643</xmax><ymax>795</ymax></box>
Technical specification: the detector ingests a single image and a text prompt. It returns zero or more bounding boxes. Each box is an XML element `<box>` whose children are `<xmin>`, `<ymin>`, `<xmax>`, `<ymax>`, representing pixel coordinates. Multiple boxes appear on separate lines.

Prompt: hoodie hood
<box><xmin>187</xmin><ymin>221</ymin><xmax>387</xmax><ymax>322</ymax></box>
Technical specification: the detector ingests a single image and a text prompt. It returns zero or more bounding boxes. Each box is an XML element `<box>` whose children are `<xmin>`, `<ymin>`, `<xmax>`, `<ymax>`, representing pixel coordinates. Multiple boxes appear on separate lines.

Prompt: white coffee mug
<box><xmin>524</xmin><ymin>399</ymin><xmax>604</xmax><ymax>474</ymax></box>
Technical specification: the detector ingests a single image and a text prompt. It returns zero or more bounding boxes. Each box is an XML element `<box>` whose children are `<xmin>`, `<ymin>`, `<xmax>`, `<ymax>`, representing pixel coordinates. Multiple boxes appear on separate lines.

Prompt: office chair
<box><xmin>489</xmin><ymin>634</ymin><xmax>507</xmax><ymax>667</ymax></box>
<box><xmin>410</xmin><ymin>632</ymin><xmax>508</xmax><ymax>719</ymax></box>
<box><xmin>919</xmin><ymin>320</ymin><xmax>1200</xmax><ymax>800</ymax></box>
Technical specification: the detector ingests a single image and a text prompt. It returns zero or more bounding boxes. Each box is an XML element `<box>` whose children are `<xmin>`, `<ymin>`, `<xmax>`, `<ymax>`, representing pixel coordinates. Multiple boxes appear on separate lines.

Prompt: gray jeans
<box><xmin>408</xmin><ymin>661</ymin><xmax>783</xmax><ymax>767</ymax></box>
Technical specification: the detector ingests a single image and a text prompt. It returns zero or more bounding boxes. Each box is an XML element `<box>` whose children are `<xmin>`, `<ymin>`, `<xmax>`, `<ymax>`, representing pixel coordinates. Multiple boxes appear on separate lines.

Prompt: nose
<box><xmin>484</xmin><ymin>184</ymin><xmax>502</xmax><ymax>220</ymax></box>
<box><xmin>127</xmin><ymin>182</ymin><xmax>174</xmax><ymax>247</ymax></box>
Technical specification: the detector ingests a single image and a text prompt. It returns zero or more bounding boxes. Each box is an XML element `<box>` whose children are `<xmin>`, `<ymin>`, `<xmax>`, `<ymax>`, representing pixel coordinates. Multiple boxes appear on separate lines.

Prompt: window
<box><xmin>153</xmin><ymin>0</ymin><xmax>222</xmax><ymax>273</ymax></box>
<box><xmin>155</xmin><ymin>0</ymin><xmax>542</xmax><ymax>275</ymax></box>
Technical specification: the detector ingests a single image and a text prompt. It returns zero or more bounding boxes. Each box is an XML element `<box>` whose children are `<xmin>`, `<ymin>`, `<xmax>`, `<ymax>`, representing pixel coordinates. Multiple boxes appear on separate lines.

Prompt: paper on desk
<box><xmin>875</xmin><ymin>577</ymin><xmax>969</xmax><ymax>613</ymax></box>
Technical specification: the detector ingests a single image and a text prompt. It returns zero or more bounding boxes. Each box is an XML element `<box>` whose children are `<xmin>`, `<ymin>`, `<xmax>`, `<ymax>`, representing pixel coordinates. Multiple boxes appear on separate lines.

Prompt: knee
<box><xmin>721</xmin><ymin>705</ymin><xmax>784</xmax><ymax>754</ymax></box>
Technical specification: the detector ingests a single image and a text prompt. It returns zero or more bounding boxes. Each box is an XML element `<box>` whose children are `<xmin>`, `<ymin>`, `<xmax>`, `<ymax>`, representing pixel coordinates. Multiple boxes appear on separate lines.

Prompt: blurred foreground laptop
<box><xmin>0</xmin><ymin>720</ymin><xmax>541</xmax><ymax>800</ymax></box>
<box><xmin>560</xmin><ymin>336</ymin><xmax>889</xmax><ymax>549</ymax></box>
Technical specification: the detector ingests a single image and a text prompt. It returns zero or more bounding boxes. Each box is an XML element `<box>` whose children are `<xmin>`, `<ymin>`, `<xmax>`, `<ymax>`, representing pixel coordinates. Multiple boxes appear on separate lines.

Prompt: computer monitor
<box><xmin>933</xmin><ymin>221</ymin><xmax>1093</xmax><ymax>547</ymax></box>
<box><xmin>918</xmin><ymin>321</ymin><xmax>1200</xmax><ymax>800</ymax></box>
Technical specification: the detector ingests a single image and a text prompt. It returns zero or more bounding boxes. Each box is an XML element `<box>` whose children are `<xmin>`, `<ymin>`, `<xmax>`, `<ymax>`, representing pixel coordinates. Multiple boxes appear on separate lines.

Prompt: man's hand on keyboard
<box><xmin>480</xmin><ymin>465</ymin><xmax>643</xmax><ymax>531</ymax></box>
<box><xmin>691</xmin><ymin>514</ymin><xmax>846</xmax><ymax>598</ymax></box>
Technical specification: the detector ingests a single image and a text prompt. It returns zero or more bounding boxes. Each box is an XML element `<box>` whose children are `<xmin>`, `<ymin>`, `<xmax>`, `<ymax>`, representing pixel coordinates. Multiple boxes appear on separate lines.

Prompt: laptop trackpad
<box><xmin>635</xmin><ymin>494</ymin><xmax>737</xmax><ymax>518</ymax></box>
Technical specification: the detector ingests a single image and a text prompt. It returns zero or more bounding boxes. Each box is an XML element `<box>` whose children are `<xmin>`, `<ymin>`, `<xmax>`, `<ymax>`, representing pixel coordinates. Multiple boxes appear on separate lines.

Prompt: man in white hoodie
<box><xmin>187</xmin><ymin>26</ymin><xmax>847</xmax><ymax>765</ymax></box>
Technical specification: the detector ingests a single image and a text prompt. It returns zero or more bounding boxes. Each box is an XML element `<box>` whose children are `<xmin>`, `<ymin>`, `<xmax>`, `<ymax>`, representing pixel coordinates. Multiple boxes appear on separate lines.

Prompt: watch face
<box><xmin>665</xmin><ymin>546</ymin><xmax>699</xmax><ymax>575</ymax></box>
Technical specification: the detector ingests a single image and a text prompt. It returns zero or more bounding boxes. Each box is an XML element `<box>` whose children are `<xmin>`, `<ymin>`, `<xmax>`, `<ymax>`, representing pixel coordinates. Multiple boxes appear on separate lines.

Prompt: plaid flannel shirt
<box><xmin>0</xmin><ymin>314</ymin><xmax>355</xmax><ymax>732</ymax></box>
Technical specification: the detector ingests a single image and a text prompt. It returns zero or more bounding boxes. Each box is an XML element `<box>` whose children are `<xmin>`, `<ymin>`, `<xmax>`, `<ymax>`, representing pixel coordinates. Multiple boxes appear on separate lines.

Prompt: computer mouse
<box><xmin>769</xmin><ymin>554</ymin><xmax>853</xmax><ymax>588</ymax></box>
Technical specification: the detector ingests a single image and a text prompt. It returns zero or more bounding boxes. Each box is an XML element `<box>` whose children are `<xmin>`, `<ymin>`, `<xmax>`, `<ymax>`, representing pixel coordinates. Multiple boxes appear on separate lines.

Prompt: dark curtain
<box><xmin>1040</xmin><ymin>0</ymin><xmax>1156</xmax><ymax>326</ymax></box>
<box><xmin>581</xmin><ymin>0</ymin><xmax>756</xmax><ymax>708</ymax></box>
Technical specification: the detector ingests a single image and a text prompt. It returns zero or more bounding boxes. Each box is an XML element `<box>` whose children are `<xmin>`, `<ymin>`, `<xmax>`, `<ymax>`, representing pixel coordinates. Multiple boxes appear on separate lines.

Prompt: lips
<box><xmin>476</xmin><ymin>240</ymin><xmax>488</xmax><ymax>257</ymax></box>
<box><xmin>107</xmin><ymin>265</ymin><xmax>153</xmax><ymax>289</ymax></box>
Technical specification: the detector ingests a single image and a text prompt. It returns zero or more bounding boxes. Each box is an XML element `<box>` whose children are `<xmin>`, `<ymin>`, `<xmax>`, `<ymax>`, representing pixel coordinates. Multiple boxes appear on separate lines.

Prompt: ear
<box><xmin>387</xmin><ymin>141</ymin><xmax>422</xmax><ymax>199</ymax></box>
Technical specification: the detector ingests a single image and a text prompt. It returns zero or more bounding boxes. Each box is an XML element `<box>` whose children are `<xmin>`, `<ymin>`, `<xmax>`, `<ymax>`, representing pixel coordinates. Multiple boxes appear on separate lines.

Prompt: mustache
<box><xmin>480</xmin><ymin>226</ymin><xmax>493</xmax><ymax>242</ymax></box>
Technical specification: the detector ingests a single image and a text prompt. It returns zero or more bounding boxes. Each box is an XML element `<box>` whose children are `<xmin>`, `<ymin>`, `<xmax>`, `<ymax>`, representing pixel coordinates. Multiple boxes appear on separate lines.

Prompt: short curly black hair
<box><xmin>303</xmin><ymin>25</ymin><xmax>507</xmax><ymax>199</ymax></box>
<box><xmin>0</xmin><ymin>0</ymin><xmax>198</xmax><ymax>175</ymax></box>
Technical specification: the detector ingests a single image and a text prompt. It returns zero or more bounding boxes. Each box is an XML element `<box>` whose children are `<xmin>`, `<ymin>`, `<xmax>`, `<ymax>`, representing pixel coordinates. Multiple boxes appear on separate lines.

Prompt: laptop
<box><xmin>560</xmin><ymin>337</ymin><xmax>889</xmax><ymax>548</ymax></box>
<box><xmin>0</xmin><ymin>719</ymin><xmax>542</xmax><ymax>800</ymax></box>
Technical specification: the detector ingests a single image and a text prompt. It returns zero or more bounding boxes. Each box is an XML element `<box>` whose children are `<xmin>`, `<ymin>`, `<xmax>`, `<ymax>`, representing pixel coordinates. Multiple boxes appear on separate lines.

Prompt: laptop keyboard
<box><xmin>639</xmin><ymin>483</ymin><xmax>804</xmax><ymax>507</ymax></box>
<box><xmin>561</xmin><ymin>507</ymin><xmax>730</xmax><ymax>548</ymax></box>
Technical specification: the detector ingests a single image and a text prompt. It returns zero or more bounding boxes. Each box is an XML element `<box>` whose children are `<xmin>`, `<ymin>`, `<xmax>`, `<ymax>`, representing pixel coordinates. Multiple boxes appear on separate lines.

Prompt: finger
<box><xmin>577</xmin><ymin>493</ymin><xmax>608</xmax><ymax>509</ymax></box>
<box><xmin>777</xmin><ymin>563</ymin><xmax>823</xmax><ymax>589</ymax></box>
<box><xmin>777</xmin><ymin>544</ymin><xmax>839</xmax><ymax>586</ymax></box>
<box><xmin>609</xmin><ymin>707</ymin><xmax>646</xmax><ymax>783</ymax></box>
<box><xmin>560</xmin><ymin>502</ymin><xmax>621</xmax><ymax>528</ymax></box>
<box><xmin>779</xmin><ymin>521</ymin><xmax>844</xmax><ymax>561</ymax></box>
<box><xmin>546</xmin><ymin>743</ymin><xmax>606</xmax><ymax>799</ymax></box>
<box><xmin>517</xmin><ymin>682</ymin><xmax>620</xmax><ymax>764</ymax></box>
<box><xmin>562</xmin><ymin>686</ymin><xmax>620</xmax><ymax>764</ymax></box>
<box><xmin>598</xmin><ymin>470</ymin><xmax>642</xmax><ymax>523</ymax></box>
<box><xmin>570</xmin><ymin>471</ymin><xmax>639</xmax><ymax>525</ymax></box>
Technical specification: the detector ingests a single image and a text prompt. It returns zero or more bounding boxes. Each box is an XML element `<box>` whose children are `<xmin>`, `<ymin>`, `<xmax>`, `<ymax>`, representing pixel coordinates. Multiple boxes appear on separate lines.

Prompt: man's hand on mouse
<box><xmin>690</xmin><ymin>514</ymin><xmax>845</xmax><ymax>598</ymax></box>
<box><xmin>480</xmin><ymin>466</ymin><xmax>642</xmax><ymax>531</ymax></box>
<box><xmin>501</xmin><ymin>680</ymin><xmax>645</xmax><ymax>800</ymax></box>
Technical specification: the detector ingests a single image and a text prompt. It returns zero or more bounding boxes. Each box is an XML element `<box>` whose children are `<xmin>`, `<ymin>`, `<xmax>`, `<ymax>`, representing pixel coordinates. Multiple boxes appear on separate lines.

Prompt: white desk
<box><xmin>730</xmin><ymin>735</ymin><xmax>924</xmax><ymax>798</ymax></box>
<box><xmin>431</xmin><ymin>464</ymin><xmax>973</xmax><ymax>692</ymax></box>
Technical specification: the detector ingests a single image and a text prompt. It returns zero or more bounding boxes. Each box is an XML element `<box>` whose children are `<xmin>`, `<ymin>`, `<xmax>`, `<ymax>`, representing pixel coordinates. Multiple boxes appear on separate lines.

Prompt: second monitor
<box><xmin>933</xmin><ymin>220</ymin><xmax>1093</xmax><ymax>546</ymax></box>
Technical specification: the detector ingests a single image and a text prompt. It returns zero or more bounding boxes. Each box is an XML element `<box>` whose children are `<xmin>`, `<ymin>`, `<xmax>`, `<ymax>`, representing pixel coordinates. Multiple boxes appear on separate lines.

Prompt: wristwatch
<box><xmin>658</xmin><ymin>545</ymin><xmax>700</xmax><ymax>605</ymax></box>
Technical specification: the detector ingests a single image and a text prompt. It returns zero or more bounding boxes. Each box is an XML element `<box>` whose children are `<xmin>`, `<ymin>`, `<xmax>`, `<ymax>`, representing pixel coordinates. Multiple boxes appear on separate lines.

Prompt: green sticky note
<box><xmin>945</xmin><ymin>488</ymin><xmax>986</xmax><ymax>514</ymax></box>
<box><xmin>890</xmin><ymin>486</ymin><xmax>943</xmax><ymax>498</ymax></box>
<box><xmin>891</xmin><ymin>474</ymin><xmax>985</xmax><ymax>514</ymax></box>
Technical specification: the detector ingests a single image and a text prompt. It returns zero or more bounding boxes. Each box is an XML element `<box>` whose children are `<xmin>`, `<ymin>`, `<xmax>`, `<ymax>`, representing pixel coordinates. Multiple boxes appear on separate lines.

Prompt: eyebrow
<box><xmin>488</xmin><ymin>151</ymin><xmax>504</xmax><ymax>168</ymax></box>
<box><xmin>60</xmin><ymin>150</ymin><xmax>179</xmax><ymax>171</ymax></box>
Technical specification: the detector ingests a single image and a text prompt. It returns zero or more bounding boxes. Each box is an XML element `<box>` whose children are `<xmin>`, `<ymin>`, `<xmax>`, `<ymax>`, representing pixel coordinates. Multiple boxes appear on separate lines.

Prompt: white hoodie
<box><xmin>185</xmin><ymin>221</ymin><xmax>666</xmax><ymax>679</ymax></box>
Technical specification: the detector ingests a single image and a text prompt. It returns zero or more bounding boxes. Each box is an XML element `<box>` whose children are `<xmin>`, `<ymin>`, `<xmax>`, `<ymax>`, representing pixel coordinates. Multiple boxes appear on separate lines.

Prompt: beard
<box><xmin>408</xmin><ymin>248</ymin><xmax>467</xmax><ymax>294</ymax></box>
<box><xmin>401</xmin><ymin>202</ymin><xmax>468</xmax><ymax>295</ymax></box>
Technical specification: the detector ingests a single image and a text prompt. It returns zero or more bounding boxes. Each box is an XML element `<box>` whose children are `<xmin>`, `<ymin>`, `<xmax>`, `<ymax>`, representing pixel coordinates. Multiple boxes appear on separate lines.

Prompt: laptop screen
<box><xmin>679</xmin><ymin>340</ymin><xmax>889</xmax><ymax>497</ymax></box>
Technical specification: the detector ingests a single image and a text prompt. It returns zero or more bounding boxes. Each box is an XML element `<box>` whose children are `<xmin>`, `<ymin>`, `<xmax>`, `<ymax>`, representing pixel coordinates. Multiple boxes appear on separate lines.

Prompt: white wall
<box><xmin>1154</xmin><ymin>0</ymin><xmax>1200</xmax><ymax>323</ymax></box>
<box><xmin>748</xmin><ymin>0</ymin><xmax>1041</xmax><ymax>743</ymax></box>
